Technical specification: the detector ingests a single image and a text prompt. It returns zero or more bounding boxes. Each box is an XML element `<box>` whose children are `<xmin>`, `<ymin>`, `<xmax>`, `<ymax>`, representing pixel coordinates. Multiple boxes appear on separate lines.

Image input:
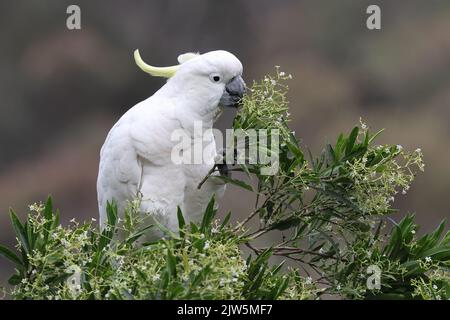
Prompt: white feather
<box><xmin>97</xmin><ymin>50</ymin><xmax>243</xmax><ymax>240</ymax></box>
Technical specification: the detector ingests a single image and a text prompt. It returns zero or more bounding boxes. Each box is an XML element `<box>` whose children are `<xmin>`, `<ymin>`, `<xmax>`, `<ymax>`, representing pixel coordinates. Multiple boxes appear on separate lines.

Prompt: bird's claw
<box><xmin>215</xmin><ymin>148</ymin><xmax>233</xmax><ymax>177</ymax></box>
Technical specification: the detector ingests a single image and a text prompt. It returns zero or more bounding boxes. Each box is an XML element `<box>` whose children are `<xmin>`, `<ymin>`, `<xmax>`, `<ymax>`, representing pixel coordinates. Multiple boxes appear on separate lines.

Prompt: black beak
<box><xmin>220</xmin><ymin>75</ymin><xmax>246</xmax><ymax>107</ymax></box>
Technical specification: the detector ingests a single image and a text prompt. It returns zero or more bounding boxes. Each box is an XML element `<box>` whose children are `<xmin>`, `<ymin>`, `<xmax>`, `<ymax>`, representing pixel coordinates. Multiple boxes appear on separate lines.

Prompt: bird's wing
<box><xmin>97</xmin><ymin>114</ymin><xmax>143</xmax><ymax>225</ymax></box>
<box><xmin>97</xmin><ymin>100</ymin><xmax>183</xmax><ymax>227</ymax></box>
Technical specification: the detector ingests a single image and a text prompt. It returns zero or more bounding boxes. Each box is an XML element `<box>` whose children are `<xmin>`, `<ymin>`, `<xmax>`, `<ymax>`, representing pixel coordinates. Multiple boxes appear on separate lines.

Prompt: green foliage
<box><xmin>0</xmin><ymin>197</ymin><xmax>315</xmax><ymax>300</ymax></box>
<box><xmin>221</xmin><ymin>69</ymin><xmax>447</xmax><ymax>299</ymax></box>
<box><xmin>0</xmin><ymin>70</ymin><xmax>448</xmax><ymax>299</ymax></box>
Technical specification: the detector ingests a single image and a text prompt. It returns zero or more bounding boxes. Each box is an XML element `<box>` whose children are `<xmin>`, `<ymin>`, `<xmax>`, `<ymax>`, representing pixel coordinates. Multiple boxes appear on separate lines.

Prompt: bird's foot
<box><xmin>216</xmin><ymin>163</ymin><xmax>230</xmax><ymax>177</ymax></box>
<box><xmin>215</xmin><ymin>148</ymin><xmax>233</xmax><ymax>177</ymax></box>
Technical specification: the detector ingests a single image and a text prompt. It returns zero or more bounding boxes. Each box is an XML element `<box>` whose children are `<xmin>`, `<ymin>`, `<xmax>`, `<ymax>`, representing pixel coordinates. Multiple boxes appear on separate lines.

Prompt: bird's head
<box><xmin>134</xmin><ymin>50</ymin><xmax>246</xmax><ymax>109</ymax></box>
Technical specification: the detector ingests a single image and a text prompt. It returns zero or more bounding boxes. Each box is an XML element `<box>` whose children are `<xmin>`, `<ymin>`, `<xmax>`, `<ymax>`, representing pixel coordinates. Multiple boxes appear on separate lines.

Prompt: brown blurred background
<box><xmin>1</xmin><ymin>0</ymin><xmax>450</xmax><ymax>286</ymax></box>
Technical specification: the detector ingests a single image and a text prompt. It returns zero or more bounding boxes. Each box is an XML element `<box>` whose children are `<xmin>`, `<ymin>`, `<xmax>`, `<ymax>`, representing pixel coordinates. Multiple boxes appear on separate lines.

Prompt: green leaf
<box><xmin>177</xmin><ymin>206</ymin><xmax>185</xmax><ymax>229</ymax></box>
<box><xmin>0</xmin><ymin>244</ymin><xmax>22</xmax><ymax>266</ymax></box>
<box><xmin>106</xmin><ymin>201</ymin><xmax>118</xmax><ymax>226</ymax></box>
<box><xmin>239</xmin><ymin>163</ymin><xmax>251</xmax><ymax>178</ymax></box>
<box><xmin>269</xmin><ymin>276</ymin><xmax>290</xmax><ymax>299</ymax></box>
<box><xmin>9</xmin><ymin>208</ymin><xmax>29</xmax><ymax>256</ymax></box>
<box><xmin>51</xmin><ymin>209</ymin><xmax>60</xmax><ymax>230</ymax></box>
<box><xmin>44</xmin><ymin>196</ymin><xmax>53</xmax><ymax>221</ymax></box>
<box><xmin>125</xmin><ymin>224</ymin><xmax>154</xmax><ymax>245</ymax></box>
<box><xmin>190</xmin><ymin>265</ymin><xmax>211</xmax><ymax>288</ymax></box>
<box><xmin>326</xmin><ymin>144</ymin><xmax>336</xmax><ymax>164</ymax></box>
<box><xmin>345</xmin><ymin>127</ymin><xmax>359</xmax><ymax>156</ymax></box>
<box><xmin>419</xmin><ymin>246</ymin><xmax>450</xmax><ymax>261</ymax></box>
<box><xmin>271</xmin><ymin>260</ymin><xmax>286</xmax><ymax>275</ymax></box>
<box><xmin>269</xmin><ymin>217</ymin><xmax>302</xmax><ymax>231</ymax></box>
<box><xmin>335</xmin><ymin>133</ymin><xmax>345</xmax><ymax>157</ymax></box>
<box><xmin>8</xmin><ymin>274</ymin><xmax>22</xmax><ymax>285</ymax></box>
<box><xmin>220</xmin><ymin>212</ymin><xmax>232</xmax><ymax>229</ymax></box>
<box><xmin>190</xmin><ymin>222</ymin><xmax>199</xmax><ymax>234</ymax></box>
<box><xmin>200</xmin><ymin>196</ymin><xmax>217</xmax><ymax>233</ymax></box>
<box><xmin>43</xmin><ymin>196</ymin><xmax>54</xmax><ymax>246</ymax></box>
<box><xmin>216</xmin><ymin>175</ymin><xmax>253</xmax><ymax>192</ymax></box>
<box><xmin>368</xmin><ymin>128</ymin><xmax>385</xmax><ymax>144</ymax></box>
<box><xmin>286</xmin><ymin>139</ymin><xmax>304</xmax><ymax>160</ymax></box>
<box><xmin>147</xmin><ymin>217</ymin><xmax>179</xmax><ymax>241</ymax></box>
<box><xmin>428</xmin><ymin>220</ymin><xmax>446</xmax><ymax>247</ymax></box>
<box><xmin>166</xmin><ymin>246</ymin><xmax>177</xmax><ymax>278</ymax></box>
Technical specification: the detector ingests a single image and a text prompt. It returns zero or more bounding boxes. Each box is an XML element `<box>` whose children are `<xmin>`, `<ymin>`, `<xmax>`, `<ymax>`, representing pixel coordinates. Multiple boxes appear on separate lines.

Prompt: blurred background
<box><xmin>1</xmin><ymin>0</ymin><xmax>450</xmax><ymax>286</ymax></box>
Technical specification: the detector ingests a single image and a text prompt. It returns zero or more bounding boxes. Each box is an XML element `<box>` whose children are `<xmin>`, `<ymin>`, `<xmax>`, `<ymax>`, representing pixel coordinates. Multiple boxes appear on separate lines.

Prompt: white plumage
<box><xmin>97</xmin><ymin>50</ymin><xmax>244</xmax><ymax>240</ymax></box>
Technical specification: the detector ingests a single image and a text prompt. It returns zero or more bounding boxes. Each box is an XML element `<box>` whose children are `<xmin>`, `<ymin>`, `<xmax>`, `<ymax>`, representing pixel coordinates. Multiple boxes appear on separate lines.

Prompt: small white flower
<box><xmin>415</xmin><ymin>148</ymin><xmax>422</xmax><ymax>153</ymax></box>
<box><xmin>152</xmin><ymin>274</ymin><xmax>161</xmax><ymax>281</ymax></box>
<box><xmin>402</xmin><ymin>190</ymin><xmax>407</xmax><ymax>195</ymax></box>
<box><xmin>425</xmin><ymin>256</ymin><xmax>432</xmax><ymax>263</ymax></box>
<box><xmin>29</xmin><ymin>204</ymin><xmax>41</xmax><ymax>212</ymax></box>
<box><xmin>91</xmin><ymin>218</ymin><xmax>97</xmax><ymax>222</ymax></box>
<box><xmin>336</xmin><ymin>284</ymin><xmax>341</xmax><ymax>290</ymax></box>
<box><xmin>305</xmin><ymin>276</ymin><xmax>313</xmax><ymax>285</ymax></box>
<box><xmin>70</xmin><ymin>218</ymin><xmax>76</xmax><ymax>223</ymax></box>
<box><xmin>396</xmin><ymin>145</ymin><xmax>403</xmax><ymax>151</ymax></box>
<box><xmin>411</xmin><ymin>230</ymin><xmax>416</xmax><ymax>235</ymax></box>
<box><xmin>211</xmin><ymin>227</ymin><xmax>219</xmax><ymax>234</ymax></box>
<box><xmin>279</xmin><ymin>71</ymin><xmax>286</xmax><ymax>77</ymax></box>
<box><xmin>271</xmin><ymin>79</ymin><xmax>276</xmax><ymax>86</ymax></box>
<box><xmin>204</xmin><ymin>241</ymin><xmax>210</xmax><ymax>250</ymax></box>
<box><xmin>433</xmin><ymin>285</ymin><xmax>438</xmax><ymax>290</ymax></box>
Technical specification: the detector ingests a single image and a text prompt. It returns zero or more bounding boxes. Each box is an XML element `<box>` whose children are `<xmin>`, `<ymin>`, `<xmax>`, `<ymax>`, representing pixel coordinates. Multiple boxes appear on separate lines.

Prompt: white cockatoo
<box><xmin>97</xmin><ymin>49</ymin><xmax>245</xmax><ymax>239</ymax></box>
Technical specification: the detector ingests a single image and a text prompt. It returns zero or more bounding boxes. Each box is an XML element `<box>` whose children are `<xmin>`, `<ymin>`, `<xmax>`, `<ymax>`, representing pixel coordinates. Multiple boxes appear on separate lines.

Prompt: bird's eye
<box><xmin>210</xmin><ymin>74</ymin><xmax>221</xmax><ymax>83</ymax></box>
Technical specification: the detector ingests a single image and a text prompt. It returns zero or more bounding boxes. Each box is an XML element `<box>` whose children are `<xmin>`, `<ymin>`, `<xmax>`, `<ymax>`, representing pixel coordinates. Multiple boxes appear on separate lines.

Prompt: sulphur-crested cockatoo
<box><xmin>97</xmin><ymin>49</ymin><xmax>245</xmax><ymax>239</ymax></box>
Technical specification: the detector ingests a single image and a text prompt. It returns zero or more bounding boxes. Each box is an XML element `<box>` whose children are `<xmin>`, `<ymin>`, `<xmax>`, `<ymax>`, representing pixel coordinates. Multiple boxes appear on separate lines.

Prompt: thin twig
<box><xmin>232</xmin><ymin>208</ymin><xmax>260</xmax><ymax>232</ymax></box>
<box><xmin>197</xmin><ymin>165</ymin><xmax>218</xmax><ymax>189</ymax></box>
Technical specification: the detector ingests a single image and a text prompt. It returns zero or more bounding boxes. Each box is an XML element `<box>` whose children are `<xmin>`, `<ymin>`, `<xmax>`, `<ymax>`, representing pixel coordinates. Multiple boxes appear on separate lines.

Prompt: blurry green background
<box><xmin>1</xmin><ymin>0</ymin><xmax>450</xmax><ymax>286</ymax></box>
